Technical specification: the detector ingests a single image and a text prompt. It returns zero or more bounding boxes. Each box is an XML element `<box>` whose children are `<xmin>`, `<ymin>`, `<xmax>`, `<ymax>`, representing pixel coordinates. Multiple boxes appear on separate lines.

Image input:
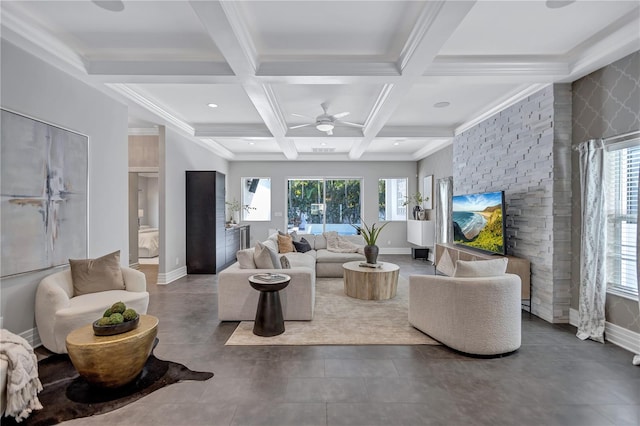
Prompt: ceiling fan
<box><xmin>289</xmin><ymin>102</ymin><xmax>364</xmax><ymax>135</ymax></box>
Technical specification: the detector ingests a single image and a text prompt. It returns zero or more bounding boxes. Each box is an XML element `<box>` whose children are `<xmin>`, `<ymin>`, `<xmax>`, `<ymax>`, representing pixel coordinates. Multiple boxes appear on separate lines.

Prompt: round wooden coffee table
<box><xmin>343</xmin><ymin>261</ymin><xmax>400</xmax><ymax>300</ymax></box>
<box><xmin>65</xmin><ymin>314</ymin><xmax>158</xmax><ymax>388</ymax></box>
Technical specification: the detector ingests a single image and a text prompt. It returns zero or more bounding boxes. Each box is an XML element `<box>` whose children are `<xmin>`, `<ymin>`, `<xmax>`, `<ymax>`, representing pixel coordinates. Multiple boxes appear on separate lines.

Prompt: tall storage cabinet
<box><xmin>186</xmin><ymin>171</ymin><xmax>226</xmax><ymax>274</ymax></box>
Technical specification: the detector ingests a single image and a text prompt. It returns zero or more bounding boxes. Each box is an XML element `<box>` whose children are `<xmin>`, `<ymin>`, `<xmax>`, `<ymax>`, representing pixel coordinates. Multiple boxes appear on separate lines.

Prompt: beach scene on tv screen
<box><xmin>452</xmin><ymin>191</ymin><xmax>504</xmax><ymax>254</ymax></box>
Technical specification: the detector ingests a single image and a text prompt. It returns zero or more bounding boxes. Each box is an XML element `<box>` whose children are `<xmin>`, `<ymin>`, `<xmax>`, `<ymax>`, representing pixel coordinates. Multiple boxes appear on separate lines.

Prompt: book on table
<box><xmin>254</xmin><ymin>273</ymin><xmax>287</xmax><ymax>282</ymax></box>
<box><xmin>359</xmin><ymin>262</ymin><xmax>382</xmax><ymax>269</ymax></box>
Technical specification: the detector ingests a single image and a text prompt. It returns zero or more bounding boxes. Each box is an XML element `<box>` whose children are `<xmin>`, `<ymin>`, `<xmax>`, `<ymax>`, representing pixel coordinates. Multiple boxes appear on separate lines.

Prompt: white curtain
<box><xmin>435</xmin><ymin>177</ymin><xmax>453</xmax><ymax>245</ymax></box>
<box><xmin>577</xmin><ymin>139</ymin><xmax>607</xmax><ymax>343</ymax></box>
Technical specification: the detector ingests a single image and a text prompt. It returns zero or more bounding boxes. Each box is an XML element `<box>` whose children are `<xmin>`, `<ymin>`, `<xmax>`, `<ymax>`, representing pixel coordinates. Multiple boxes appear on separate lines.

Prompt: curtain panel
<box><xmin>435</xmin><ymin>177</ymin><xmax>453</xmax><ymax>245</ymax></box>
<box><xmin>576</xmin><ymin>139</ymin><xmax>607</xmax><ymax>343</ymax></box>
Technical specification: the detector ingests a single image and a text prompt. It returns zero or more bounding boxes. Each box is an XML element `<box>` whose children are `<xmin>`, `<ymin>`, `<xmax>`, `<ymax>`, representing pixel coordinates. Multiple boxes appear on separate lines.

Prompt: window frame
<box><xmin>378</xmin><ymin>177</ymin><xmax>408</xmax><ymax>222</ymax></box>
<box><xmin>241</xmin><ymin>177</ymin><xmax>271</xmax><ymax>222</ymax></box>
<box><xmin>605</xmin><ymin>135</ymin><xmax>639</xmax><ymax>299</ymax></box>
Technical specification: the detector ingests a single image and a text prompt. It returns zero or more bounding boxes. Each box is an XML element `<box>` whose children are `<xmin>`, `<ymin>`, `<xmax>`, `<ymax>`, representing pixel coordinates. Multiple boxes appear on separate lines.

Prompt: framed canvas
<box><xmin>1</xmin><ymin>109</ymin><xmax>88</xmax><ymax>277</ymax></box>
<box><xmin>423</xmin><ymin>175</ymin><xmax>433</xmax><ymax>210</ymax></box>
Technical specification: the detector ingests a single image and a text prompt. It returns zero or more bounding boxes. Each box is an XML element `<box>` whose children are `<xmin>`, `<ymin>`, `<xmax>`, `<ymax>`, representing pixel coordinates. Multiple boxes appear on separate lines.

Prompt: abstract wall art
<box><xmin>1</xmin><ymin>109</ymin><xmax>88</xmax><ymax>277</ymax></box>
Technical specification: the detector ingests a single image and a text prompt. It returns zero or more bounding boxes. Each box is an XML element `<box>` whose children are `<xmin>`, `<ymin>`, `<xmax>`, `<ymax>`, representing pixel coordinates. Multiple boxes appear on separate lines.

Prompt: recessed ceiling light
<box><xmin>545</xmin><ymin>0</ymin><xmax>575</xmax><ymax>9</ymax></box>
<box><xmin>248</xmin><ymin>141</ymin><xmax>255</xmax><ymax>145</ymax></box>
<box><xmin>92</xmin><ymin>1</ymin><xmax>124</xmax><ymax>12</ymax></box>
<box><xmin>393</xmin><ymin>141</ymin><xmax>400</xmax><ymax>146</ymax></box>
<box><xmin>321</xmin><ymin>142</ymin><xmax>327</xmax><ymax>146</ymax></box>
<box><xmin>207</xmin><ymin>103</ymin><xmax>218</xmax><ymax>108</ymax></box>
<box><xmin>434</xmin><ymin>102</ymin><xmax>450</xmax><ymax>108</ymax></box>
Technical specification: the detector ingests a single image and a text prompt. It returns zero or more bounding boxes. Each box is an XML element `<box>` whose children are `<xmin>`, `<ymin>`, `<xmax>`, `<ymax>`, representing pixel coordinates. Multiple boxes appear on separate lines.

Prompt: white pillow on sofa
<box><xmin>254</xmin><ymin>242</ymin><xmax>279</xmax><ymax>269</ymax></box>
<box><xmin>236</xmin><ymin>248</ymin><xmax>256</xmax><ymax>269</ymax></box>
<box><xmin>453</xmin><ymin>258</ymin><xmax>508</xmax><ymax>277</ymax></box>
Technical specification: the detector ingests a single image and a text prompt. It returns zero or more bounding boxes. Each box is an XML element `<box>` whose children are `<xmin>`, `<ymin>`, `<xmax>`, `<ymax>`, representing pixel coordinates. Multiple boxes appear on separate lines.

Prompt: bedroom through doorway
<box><xmin>137</xmin><ymin>172</ymin><xmax>159</xmax><ymax>265</ymax></box>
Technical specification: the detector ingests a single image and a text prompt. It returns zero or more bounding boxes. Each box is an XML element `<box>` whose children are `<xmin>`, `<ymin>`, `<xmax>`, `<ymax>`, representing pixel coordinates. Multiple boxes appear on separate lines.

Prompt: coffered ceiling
<box><xmin>2</xmin><ymin>1</ymin><xmax>639</xmax><ymax>161</ymax></box>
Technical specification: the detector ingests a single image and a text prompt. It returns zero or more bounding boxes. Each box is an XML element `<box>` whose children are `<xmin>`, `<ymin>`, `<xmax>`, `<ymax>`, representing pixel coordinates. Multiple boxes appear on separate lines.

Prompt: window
<box><xmin>287</xmin><ymin>178</ymin><xmax>361</xmax><ymax>234</ymax></box>
<box><xmin>242</xmin><ymin>177</ymin><xmax>271</xmax><ymax>221</ymax></box>
<box><xmin>606</xmin><ymin>138</ymin><xmax>639</xmax><ymax>297</ymax></box>
<box><xmin>378</xmin><ymin>178</ymin><xmax>407</xmax><ymax>221</ymax></box>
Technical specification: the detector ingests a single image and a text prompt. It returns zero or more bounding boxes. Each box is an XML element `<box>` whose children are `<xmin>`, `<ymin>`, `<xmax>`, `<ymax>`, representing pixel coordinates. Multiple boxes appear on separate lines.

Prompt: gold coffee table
<box><xmin>66</xmin><ymin>314</ymin><xmax>158</xmax><ymax>388</ymax></box>
<box><xmin>343</xmin><ymin>261</ymin><xmax>400</xmax><ymax>300</ymax></box>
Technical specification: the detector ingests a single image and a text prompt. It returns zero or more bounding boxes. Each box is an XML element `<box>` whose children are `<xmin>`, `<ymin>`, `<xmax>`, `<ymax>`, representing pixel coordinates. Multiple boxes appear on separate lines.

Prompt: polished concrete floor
<box><xmin>65</xmin><ymin>255</ymin><xmax>639</xmax><ymax>426</ymax></box>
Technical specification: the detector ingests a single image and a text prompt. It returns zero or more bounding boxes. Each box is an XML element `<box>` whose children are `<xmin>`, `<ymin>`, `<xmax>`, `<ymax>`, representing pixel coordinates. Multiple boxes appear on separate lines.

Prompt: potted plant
<box><xmin>350</xmin><ymin>219</ymin><xmax>389</xmax><ymax>264</ymax></box>
<box><xmin>402</xmin><ymin>192</ymin><xmax>429</xmax><ymax>219</ymax></box>
<box><xmin>225</xmin><ymin>199</ymin><xmax>255</xmax><ymax>224</ymax></box>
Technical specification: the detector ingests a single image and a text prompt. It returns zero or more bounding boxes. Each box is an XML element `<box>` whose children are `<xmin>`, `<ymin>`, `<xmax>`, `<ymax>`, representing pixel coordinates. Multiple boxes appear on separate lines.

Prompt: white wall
<box><xmin>159</xmin><ymin>128</ymin><xmax>228</xmax><ymax>281</ymax></box>
<box><xmin>227</xmin><ymin>161</ymin><xmax>418</xmax><ymax>252</ymax></box>
<box><xmin>0</xmin><ymin>40</ymin><xmax>129</xmax><ymax>339</ymax></box>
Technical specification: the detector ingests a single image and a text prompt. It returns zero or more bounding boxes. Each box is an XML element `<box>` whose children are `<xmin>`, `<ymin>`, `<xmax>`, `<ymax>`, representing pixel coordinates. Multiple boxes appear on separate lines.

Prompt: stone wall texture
<box><xmin>453</xmin><ymin>84</ymin><xmax>572</xmax><ymax>323</ymax></box>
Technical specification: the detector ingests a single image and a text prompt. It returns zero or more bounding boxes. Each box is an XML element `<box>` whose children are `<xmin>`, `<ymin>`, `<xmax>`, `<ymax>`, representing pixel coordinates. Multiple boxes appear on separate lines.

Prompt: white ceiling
<box><xmin>2</xmin><ymin>0</ymin><xmax>639</xmax><ymax>162</ymax></box>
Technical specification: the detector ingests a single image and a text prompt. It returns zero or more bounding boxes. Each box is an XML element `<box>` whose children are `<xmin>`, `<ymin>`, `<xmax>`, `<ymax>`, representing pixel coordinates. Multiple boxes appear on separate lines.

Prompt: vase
<box><xmin>364</xmin><ymin>245</ymin><xmax>379</xmax><ymax>265</ymax></box>
<box><xmin>412</xmin><ymin>206</ymin><xmax>421</xmax><ymax>219</ymax></box>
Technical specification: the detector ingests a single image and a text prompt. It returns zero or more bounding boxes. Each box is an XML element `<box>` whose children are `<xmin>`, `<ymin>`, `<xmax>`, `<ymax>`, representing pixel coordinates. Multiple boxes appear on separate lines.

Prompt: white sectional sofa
<box><xmin>217</xmin><ymin>232</ymin><xmax>365</xmax><ymax>321</ymax></box>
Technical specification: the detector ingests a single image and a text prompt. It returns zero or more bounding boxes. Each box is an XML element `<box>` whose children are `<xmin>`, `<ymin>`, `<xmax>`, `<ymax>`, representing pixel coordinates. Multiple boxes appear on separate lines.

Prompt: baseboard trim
<box><xmin>20</xmin><ymin>328</ymin><xmax>42</xmax><ymax>349</ymax></box>
<box><xmin>380</xmin><ymin>248</ymin><xmax>412</xmax><ymax>255</ymax></box>
<box><xmin>157</xmin><ymin>266</ymin><xmax>187</xmax><ymax>285</ymax></box>
<box><xmin>569</xmin><ymin>308</ymin><xmax>640</xmax><ymax>355</ymax></box>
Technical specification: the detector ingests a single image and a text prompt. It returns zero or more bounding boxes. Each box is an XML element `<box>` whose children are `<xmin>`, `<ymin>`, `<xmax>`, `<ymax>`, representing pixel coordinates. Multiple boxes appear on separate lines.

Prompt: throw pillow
<box><xmin>289</xmin><ymin>230</ymin><xmax>301</xmax><ymax>242</ymax></box>
<box><xmin>70</xmin><ymin>250</ymin><xmax>126</xmax><ymax>296</ymax></box>
<box><xmin>254</xmin><ymin>242</ymin><xmax>275</xmax><ymax>269</ymax></box>
<box><xmin>453</xmin><ymin>258</ymin><xmax>508</xmax><ymax>278</ymax></box>
<box><xmin>236</xmin><ymin>248</ymin><xmax>256</xmax><ymax>269</ymax></box>
<box><xmin>292</xmin><ymin>237</ymin><xmax>312</xmax><ymax>253</ymax></box>
<box><xmin>280</xmin><ymin>255</ymin><xmax>291</xmax><ymax>269</ymax></box>
<box><xmin>277</xmin><ymin>233</ymin><xmax>295</xmax><ymax>253</ymax></box>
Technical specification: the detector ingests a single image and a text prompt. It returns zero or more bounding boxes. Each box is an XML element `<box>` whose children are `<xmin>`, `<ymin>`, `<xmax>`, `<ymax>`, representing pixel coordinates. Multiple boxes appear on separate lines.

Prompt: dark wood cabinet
<box><xmin>186</xmin><ymin>171</ymin><xmax>226</xmax><ymax>274</ymax></box>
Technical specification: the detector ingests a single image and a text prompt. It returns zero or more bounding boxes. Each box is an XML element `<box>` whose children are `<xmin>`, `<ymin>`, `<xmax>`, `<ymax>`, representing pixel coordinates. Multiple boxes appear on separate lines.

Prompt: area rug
<box><xmin>225</xmin><ymin>277</ymin><xmax>438</xmax><ymax>345</ymax></box>
<box><xmin>2</xmin><ymin>351</ymin><xmax>213</xmax><ymax>426</ymax></box>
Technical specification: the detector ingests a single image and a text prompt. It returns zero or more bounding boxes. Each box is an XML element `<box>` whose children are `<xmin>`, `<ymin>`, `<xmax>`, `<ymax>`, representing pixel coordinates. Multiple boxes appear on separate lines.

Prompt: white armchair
<box><xmin>35</xmin><ymin>267</ymin><xmax>149</xmax><ymax>354</ymax></box>
<box><xmin>409</xmin><ymin>273</ymin><xmax>522</xmax><ymax>356</ymax></box>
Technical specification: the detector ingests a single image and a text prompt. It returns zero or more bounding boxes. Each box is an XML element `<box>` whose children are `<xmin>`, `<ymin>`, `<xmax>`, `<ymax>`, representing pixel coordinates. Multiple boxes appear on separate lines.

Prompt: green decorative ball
<box><xmin>110</xmin><ymin>301</ymin><xmax>126</xmax><ymax>314</ymax></box>
<box><xmin>97</xmin><ymin>317</ymin><xmax>111</xmax><ymax>326</ymax></box>
<box><xmin>122</xmin><ymin>308</ymin><xmax>137</xmax><ymax>321</ymax></box>
<box><xmin>103</xmin><ymin>308</ymin><xmax>113</xmax><ymax>318</ymax></box>
<box><xmin>108</xmin><ymin>313</ymin><xmax>124</xmax><ymax>325</ymax></box>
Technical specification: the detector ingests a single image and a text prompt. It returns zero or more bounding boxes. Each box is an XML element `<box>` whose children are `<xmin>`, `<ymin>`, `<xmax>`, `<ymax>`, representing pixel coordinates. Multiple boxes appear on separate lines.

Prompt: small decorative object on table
<box><xmin>358</xmin><ymin>262</ymin><xmax>382</xmax><ymax>268</ymax></box>
<box><xmin>92</xmin><ymin>301</ymin><xmax>139</xmax><ymax>336</ymax></box>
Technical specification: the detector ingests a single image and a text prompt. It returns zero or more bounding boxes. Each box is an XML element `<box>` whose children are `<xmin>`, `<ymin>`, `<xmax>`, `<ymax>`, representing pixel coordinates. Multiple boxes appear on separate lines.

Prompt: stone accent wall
<box><xmin>453</xmin><ymin>84</ymin><xmax>572</xmax><ymax>323</ymax></box>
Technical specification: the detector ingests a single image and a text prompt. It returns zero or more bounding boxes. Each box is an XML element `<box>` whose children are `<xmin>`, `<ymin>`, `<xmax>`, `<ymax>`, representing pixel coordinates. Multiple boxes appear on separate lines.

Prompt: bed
<box><xmin>138</xmin><ymin>226</ymin><xmax>159</xmax><ymax>258</ymax></box>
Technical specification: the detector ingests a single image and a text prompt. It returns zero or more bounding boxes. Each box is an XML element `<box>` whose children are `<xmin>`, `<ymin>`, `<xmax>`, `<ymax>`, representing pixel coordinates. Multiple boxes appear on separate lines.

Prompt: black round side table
<box><xmin>248</xmin><ymin>274</ymin><xmax>291</xmax><ymax>337</ymax></box>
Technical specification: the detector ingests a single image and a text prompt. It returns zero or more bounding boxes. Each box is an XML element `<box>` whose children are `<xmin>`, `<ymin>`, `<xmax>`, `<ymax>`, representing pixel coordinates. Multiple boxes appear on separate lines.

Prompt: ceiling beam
<box><xmin>189</xmin><ymin>0</ymin><xmax>298</xmax><ymax>159</ymax></box>
<box><xmin>349</xmin><ymin>0</ymin><xmax>476</xmax><ymax>159</ymax></box>
<box><xmin>194</xmin><ymin>123</ymin><xmax>272</xmax><ymax>138</ymax></box>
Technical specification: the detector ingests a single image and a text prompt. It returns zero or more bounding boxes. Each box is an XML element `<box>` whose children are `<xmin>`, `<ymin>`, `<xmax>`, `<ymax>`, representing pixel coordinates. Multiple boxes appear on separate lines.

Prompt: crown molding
<box><xmin>87</xmin><ymin>60</ymin><xmax>233</xmax><ymax>77</ymax></box>
<box><xmin>425</xmin><ymin>55</ymin><xmax>569</xmax><ymax>76</ymax></box>
<box><xmin>377</xmin><ymin>126</ymin><xmax>453</xmax><ymax>138</ymax></box>
<box><xmin>455</xmin><ymin>83</ymin><xmax>549</xmax><ymax>136</ymax></box>
<box><xmin>412</xmin><ymin>138</ymin><xmax>452</xmax><ymax>160</ymax></box>
<box><xmin>257</xmin><ymin>61</ymin><xmax>399</xmax><ymax>77</ymax></box>
<box><xmin>108</xmin><ymin>84</ymin><xmax>194</xmax><ymax>136</ymax></box>
<box><xmin>1</xmin><ymin>5</ymin><xmax>87</xmax><ymax>73</ymax></box>
<box><xmin>128</xmin><ymin>128</ymin><xmax>159</xmax><ymax>136</ymax></box>
<box><xmin>194</xmin><ymin>123</ymin><xmax>272</xmax><ymax>138</ymax></box>
<box><xmin>197</xmin><ymin>139</ymin><xmax>235</xmax><ymax>159</ymax></box>
<box><xmin>567</xmin><ymin>9</ymin><xmax>640</xmax><ymax>81</ymax></box>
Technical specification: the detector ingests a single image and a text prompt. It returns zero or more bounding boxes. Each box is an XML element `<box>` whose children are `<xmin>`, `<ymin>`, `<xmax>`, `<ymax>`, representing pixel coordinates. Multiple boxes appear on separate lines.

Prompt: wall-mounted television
<box><xmin>452</xmin><ymin>190</ymin><xmax>506</xmax><ymax>255</ymax></box>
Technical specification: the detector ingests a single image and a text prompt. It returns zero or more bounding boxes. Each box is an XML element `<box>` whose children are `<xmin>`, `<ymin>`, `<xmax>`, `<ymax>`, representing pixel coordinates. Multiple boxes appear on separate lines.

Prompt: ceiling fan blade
<box><xmin>327</xmin><ymin>129</ymin><xmax>333</xmax><ymax>136</ymax></box>
<box><xmin>320</xmin><ymin>102</ymin><xmax>329</xmax><ymax>114</ymax></box>
<box><xmin>332</xmin><ymin>111</ymin><xmax>350</xmax><ymax>119</ymax></box>
<box><xmin>289</xmin><ymin>123</ymin><xmax>313</xmax><ymax>129</ymax></box>
<box><xmin>336</xmin><ymin>120</ymin><xmax>364</xmax><ymax>128</ymax></box>
<box><xmin>291</xmin><ymin>113</ymin><xmax>314</xmax><ymax>119</ymax></box>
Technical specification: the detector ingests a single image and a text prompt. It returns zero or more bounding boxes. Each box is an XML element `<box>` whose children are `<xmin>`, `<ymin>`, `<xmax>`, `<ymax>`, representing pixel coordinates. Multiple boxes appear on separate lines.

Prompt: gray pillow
<box><xmin>70</xmin><ymin>250</ymin><xmax>125</xmax><ymax>296</ymax></box>
<box><xmin>292</xmin><ymin>237</ymin><xmax>312</xmax><ymax>253</ymax></box>
<box><xmin>453</xmin><ymin>258</ymin><xmax>508</xmax><ymax>277</ymax></box>
<box><xmin>254</xmin><ymin>242</ymin><xmax>275</xmax><ymax>269</ymax></box>
<box><xmin>280</xmin><ymin>255</ymin><xmax>291</xmax><ymax>269</ymax></box>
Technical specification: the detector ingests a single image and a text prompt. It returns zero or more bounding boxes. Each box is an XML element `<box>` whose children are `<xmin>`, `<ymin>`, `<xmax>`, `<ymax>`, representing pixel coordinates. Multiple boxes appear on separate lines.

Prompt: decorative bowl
<box><xmin>93</xmin><ymin>315</ymin><xmax>140</xmax><ymax>336</ymax></box>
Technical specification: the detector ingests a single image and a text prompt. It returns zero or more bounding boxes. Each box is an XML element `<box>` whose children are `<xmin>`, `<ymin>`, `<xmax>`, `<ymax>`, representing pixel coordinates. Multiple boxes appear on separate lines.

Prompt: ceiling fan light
<box><xmin>316</xmin><ymin>122</ymin><xmax>334</xmax><ymax>132</ymax></box>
